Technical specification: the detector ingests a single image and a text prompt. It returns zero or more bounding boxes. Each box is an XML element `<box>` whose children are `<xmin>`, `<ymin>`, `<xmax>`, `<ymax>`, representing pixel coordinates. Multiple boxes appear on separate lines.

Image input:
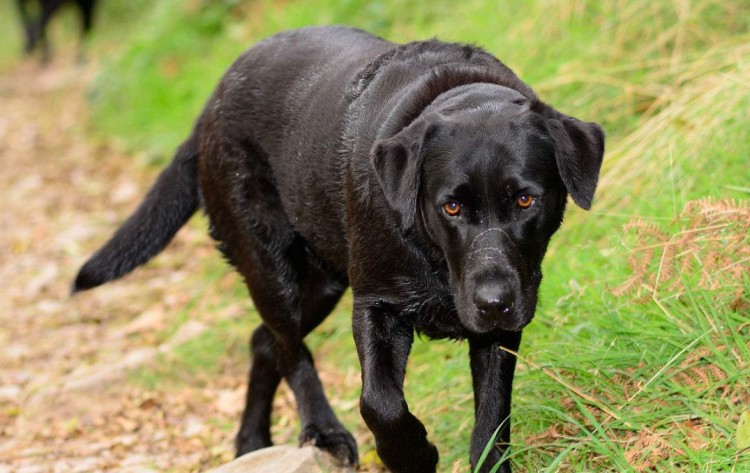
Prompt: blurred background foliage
<box><xmin>1</xmin><ymin>0</ymin><xmax>748</xmax><ymax>470</ymax></box>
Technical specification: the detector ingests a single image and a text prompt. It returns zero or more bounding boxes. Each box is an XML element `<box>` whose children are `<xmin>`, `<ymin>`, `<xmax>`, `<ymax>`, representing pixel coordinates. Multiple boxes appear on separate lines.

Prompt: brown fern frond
<box><xmin>614</xmin><ymin>198</ymin><xmax>750</xmax><ymax>301</ymax></box>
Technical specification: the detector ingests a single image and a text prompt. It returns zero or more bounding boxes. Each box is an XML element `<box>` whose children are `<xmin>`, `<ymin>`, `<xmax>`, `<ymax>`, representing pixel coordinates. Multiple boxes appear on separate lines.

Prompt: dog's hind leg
<box><xmin>74</xmin><ymin>0</ymin><xmax>95</xmax><ymax>63</ymax></box>
<box><xmin>231</xmin><ymin>242</ymin><xmax>355</xmax><ymax>464</ymax></box>
<box><xmin>200</xmin><ymin>137</ymin><xmax>356</xmax><ymax>465</ymax></box>
<box><xmin>35</xmin><ymin>0</ymin><xmax>66</xmax><ymax>63</ymax></box>
<box><xmin>15</xmin><ymin>0</ymin><xmax>36</xmax><ymax>54</ymax></box>
<box><xmin>235</xmin><ymin>324</ymin><xmax>281</xmax><ymax>453</ymax></box>
<box><xmin>235</xmin><ymin>263</ymin><xmax>349</xmax><ymax>459</ymax></box>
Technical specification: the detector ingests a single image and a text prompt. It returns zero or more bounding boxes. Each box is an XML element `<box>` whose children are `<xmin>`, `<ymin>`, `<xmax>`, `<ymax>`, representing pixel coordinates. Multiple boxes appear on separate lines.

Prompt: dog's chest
<box><xmin>400</xmin><ymin>275</ymin><xmax>465</xmax><ymax>340</ymax></box>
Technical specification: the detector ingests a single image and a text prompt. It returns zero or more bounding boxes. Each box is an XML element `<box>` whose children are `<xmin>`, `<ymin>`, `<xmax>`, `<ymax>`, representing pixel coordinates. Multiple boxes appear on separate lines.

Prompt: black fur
<box><xmin>16</xmin><ymin>0</ymin><xmax>96</xmax><ymax>63</ymax></box>
<box><xmin>73</xmin><ymin>26</ymin><xmax>605</xmax><ymax>472</ymax></box>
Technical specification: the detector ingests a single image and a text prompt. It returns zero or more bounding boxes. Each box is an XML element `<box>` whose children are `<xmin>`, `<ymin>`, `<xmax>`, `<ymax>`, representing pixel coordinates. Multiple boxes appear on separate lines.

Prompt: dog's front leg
<box><xmin>468</xmin><ymin>332</ymin><xmax>522</xmax><ymax>473</ymax></box>
<box><xmin>353</xmin><ymin>302</ymin><xmax>439</xmax><ymax>473</ymax></box>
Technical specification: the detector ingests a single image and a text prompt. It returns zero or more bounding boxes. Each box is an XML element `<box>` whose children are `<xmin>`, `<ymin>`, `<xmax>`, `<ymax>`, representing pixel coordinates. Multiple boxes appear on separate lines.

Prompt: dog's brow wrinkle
<box><xmin>477</xmin><ymin>227</ymin><xmax>522</xmax><ymax>260</ymax></box>
<box><xmin>466</xmin><ymin>247</ymin><xmax>506</xmax><ymax>261</ymax></box>
<box><xmin>467</xmin><ymin>228</ymin><xmax>514</xmax><ymax>255</ymax></box>
<box><xmin>469</xmin><ymin>227</ymin><xmax>508</xmax><ymax>247</ymax></box>
<box><xmin>463</xmin><ymin>227</ymin><xmax>526</xmax><ymax>275</ymax></box>
<box><xmin>463</xmin><ymin>246</ymin><xmax>507</xmax><ymax>271</ymax></box>
<box><xmin>471</xmin><ymin>247</ymin><xmax>506</xmax><ymax>254</ymax></box>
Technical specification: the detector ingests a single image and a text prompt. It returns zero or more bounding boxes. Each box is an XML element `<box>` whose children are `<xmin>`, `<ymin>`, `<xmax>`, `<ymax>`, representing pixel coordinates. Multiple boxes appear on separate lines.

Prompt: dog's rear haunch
<box><xmin>74</xmin><ymin>26</ymin><xmax>604</xmax><ymax>473</ymax></box>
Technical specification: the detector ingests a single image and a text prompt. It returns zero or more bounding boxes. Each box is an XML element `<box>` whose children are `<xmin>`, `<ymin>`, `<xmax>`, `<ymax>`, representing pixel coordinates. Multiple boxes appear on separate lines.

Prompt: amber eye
<box><xmin>442</xmin><ymin>201</ymin><xmax>462</xmax><ymax>216</ymax></box>
<box><xmin>517</xmin><ymin>194</ymin><xmax>535</xmax><ymax>209</ymax></box>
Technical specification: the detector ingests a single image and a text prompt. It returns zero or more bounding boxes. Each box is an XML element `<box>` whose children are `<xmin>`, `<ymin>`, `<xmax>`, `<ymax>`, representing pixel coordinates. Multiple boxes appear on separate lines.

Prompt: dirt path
<box><xmin>0</xmin><ymin>57</ymin><xmax>254</xmax><ymax>472</ymax></box>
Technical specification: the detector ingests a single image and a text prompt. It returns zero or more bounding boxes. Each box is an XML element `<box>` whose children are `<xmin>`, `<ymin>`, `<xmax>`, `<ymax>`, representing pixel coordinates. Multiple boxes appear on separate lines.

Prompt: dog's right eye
<box><xmin>442</xmin><ymin>201</ymin><xmax>462</xmax><ymax>216</ymax></box>
<box><xmin>516</xmin><ymin>194</ymin><xmax>535</xmax><ymax>209</ymax></box>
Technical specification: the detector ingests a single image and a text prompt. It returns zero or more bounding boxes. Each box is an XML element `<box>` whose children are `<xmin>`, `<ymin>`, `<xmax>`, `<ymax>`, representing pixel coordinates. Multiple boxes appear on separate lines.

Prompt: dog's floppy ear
<box><xmin>371</xmin><ymin>120</ymin><xmax>438</xmax><ymax>229</ymax></box>
<box><xmin>546</xmin><ymin>116</ymin><xmax>605</xmax><ymax>210</ymax></box>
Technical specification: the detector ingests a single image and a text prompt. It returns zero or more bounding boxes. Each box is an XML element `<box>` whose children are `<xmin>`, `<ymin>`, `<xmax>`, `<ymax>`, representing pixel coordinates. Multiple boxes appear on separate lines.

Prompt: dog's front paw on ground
<box><xmin>299</xmin><ymin>423</ymin><xmax>359</xmax><ymax>467</ymax></box>
<box><xmin>401</xmin><ymin>442</ymin><xmax>439</xmax><ymax>473</ymax></box>
<box><xmin>376</xmin><ymin>436</ymin><xmax>439</xmax><ymax>473</ymax></box>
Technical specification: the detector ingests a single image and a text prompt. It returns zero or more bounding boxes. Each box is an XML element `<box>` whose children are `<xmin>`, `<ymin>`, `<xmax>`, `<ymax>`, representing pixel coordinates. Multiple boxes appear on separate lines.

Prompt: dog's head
<box><xmin>372</xmin><ymin>84</ymin><xmax>604</xmax><ymax>333</ymax></box>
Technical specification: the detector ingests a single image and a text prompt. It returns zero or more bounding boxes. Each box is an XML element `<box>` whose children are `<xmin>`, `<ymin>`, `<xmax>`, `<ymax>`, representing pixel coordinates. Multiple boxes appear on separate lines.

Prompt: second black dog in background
<box><xmin>16</xmin><ymin>0</ymin><xmax>96</xmax><ymax>63</ymax></box>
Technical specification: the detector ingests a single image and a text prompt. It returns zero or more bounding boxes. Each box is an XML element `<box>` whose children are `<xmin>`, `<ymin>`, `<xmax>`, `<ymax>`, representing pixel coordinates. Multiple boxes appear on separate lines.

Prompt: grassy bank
<box><xmin>5</xmin><ymin>0</ymin><xmax>747</xmax><ymax>470</ymax></box>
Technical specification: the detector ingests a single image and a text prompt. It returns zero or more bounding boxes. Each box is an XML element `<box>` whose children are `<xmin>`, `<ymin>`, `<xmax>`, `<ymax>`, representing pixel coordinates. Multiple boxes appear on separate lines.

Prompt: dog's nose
<box><xmin>473</xmin><ymin>283</ymin><xmax>514</xmax><ymax>317</ymax></box>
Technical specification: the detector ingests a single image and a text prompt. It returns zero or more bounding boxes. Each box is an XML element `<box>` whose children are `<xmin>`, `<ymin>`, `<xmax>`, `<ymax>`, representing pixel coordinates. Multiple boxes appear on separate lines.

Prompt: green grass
<box><xmin>8</xmin><ymin>0</ymin><xmax>747</xmax><ymax>470</ymax></box>
<box><xmin>0</xmin><ymin>2</ymin><xmax>22</xmax><ymax>71</ymax></box>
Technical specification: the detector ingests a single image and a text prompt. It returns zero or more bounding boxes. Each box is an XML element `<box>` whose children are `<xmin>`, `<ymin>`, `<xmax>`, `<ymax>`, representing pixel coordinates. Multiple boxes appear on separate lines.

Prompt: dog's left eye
<box><xmin>517</xmin><ymin>194</ymin><xmax>535</xmax><ymax>209</ymax></box>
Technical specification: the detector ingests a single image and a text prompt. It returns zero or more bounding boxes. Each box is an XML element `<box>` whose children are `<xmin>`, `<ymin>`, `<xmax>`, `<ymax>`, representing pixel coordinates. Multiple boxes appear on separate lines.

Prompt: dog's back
<box><xmin>199</xmin><ymin>26</ymin><xmax>392</xmax><ymax>271</ymax></box>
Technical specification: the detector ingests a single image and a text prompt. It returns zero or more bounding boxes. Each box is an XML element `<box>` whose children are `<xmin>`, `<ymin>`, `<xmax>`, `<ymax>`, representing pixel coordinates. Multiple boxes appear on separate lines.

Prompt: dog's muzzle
<box><xmin>459</xmin><ymin>228</ymin><xmax>528</xmax><ymax>332</ymax></box>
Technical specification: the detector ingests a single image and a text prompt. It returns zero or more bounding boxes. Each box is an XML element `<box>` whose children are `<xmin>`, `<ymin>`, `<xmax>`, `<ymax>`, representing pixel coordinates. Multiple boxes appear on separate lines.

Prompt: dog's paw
<box><xmin>407</xmin><ymin>441</ymin><xmax>439</xmax><ymax>473</ymax></box>
<box><xmin>235</xmin><ymin>434</ymin><xmax>272</xmax><ymax>457</ymax></box>
<box><xmin>377</xmin><ymin>437</ymin><xmax>439</xmax><ymax>473</ymax></box>
<box><xmin>299</xmin><ymin>423</ymin><xmax>359</xmax><ymax>467</ymax></box>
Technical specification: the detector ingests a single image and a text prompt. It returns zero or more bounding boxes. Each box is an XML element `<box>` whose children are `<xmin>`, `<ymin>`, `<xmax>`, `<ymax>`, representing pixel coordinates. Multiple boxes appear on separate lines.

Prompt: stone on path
<box><xmin>206</xmin><ymin>445</ymin><xmax>354</xmax><ymax>473</ymax></box>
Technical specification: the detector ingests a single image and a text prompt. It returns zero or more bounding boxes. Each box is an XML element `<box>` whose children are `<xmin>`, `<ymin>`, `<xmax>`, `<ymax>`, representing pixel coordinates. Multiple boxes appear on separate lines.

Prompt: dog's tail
<box><xmin>72</xmin><ymin>125</ymin><xmax>202</xmax><ymax>293</ymax></box>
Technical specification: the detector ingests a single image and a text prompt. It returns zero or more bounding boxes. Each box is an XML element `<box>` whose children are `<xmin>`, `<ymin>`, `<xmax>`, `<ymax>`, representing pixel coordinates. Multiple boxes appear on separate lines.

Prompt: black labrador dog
<box><xmin>16</xmin><ymin>0</ymin><xmax>96</xmax><ymax>62</ymax></box>
<box><xmin>74</xmin><ymin>26</ymin><xmax>604</xmax><ymax>472</ymax></box>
